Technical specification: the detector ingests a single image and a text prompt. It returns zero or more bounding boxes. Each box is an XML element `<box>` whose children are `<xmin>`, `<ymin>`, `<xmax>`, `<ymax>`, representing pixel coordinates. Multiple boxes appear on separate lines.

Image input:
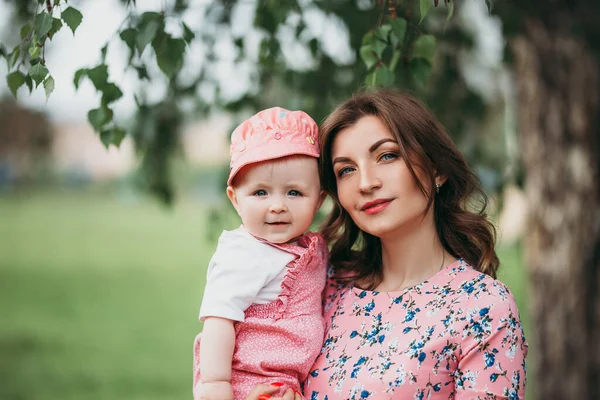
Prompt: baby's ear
<box><xmin>317</xmin><ymin>190</ymin><xmax>327</xmax><ymax>210</ymax></box>
<box><xmin>226</xmin><ymin>186</ymin><xmax>240</xmax><ymax>213</ymax></box>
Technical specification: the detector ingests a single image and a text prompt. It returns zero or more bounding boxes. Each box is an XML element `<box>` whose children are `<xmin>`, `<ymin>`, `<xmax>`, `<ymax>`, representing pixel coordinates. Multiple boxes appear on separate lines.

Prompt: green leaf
<box><xmin>420</xmin><ymin>0</ymin><xmax>433</xmax><ymax>23</ymax></box>
<box><xmin>8</xmin><ymin>46</ymin><xmax>21</xmax><ymax>69</ymax></box>
<box><xmin>390</xmin><ymin>18</ymin><xmax>407</xmax><ymax>44</ymax></box>
<box><xmin>413</xmin><ymin>34</ymin><xmax>436</xmax><ymax>62</ymax></box>
<box><xmin>152</xmin><ymin>33</ymin><xmax>186</xmax><ymax>78</ymax></box>
<box><xmin>0</xmin><ymin>43</ymin><xmax>6</xmax><ymax>59</ymax></box>
<box><xmin>389</xmin><ymin>49</ymin><xmax>401</xmax><ymax>72</ymax></box>
<box><xmin>182</xmin><ymin>22</ymin><xmax>195</xmax><ymax>44</ymax></box>
<box><xmin>28</xmin><ymin>45</ymin><xmax>41</xmax><ymax>59</ymax></box>
<box><xmin>43</xmin><ymin>75</ymin><xmax>55</xmax><ymax>102</ymax></box>
<box><xmin>364</xmin><ymin>71</ymin><xmax>377</xmax><ymax>87</ymax></box>
<box><xmin>88</xmin><ymin>106</ymin><xmax>113</xmax><ymax>132</ymax></box>
<box><xmin>485</xmin><ymin>0</ymin><xmax>492</xmax><ymax>14</ymax></box>
<box><xmin>374</xmin><ymin>65</ymin><xmax>395</xmax><ymax>87</ymax></box>
<box><xmin>120</xmin><ymin>28</ymin><xmax>138</xmax><ymax>51</ymax></box>
<box><xmin>87</xmin><ymin>64</ymin><xmax>109</xmax><ymax>89</ymax></box>
<box><xmin>73</xmin><ymin>68</ymin><xmax>88</xmax><ymax>89</ymax></box>
<box><xmin>410</xmin><ymin>58</ymin><xmax>432</xmax><ymax>86</ymax></box>
<box><xmin>100</xmin><ymin>44</ymin><xmax>108</xmax><ymax>62</ymax></box>
<box><xmin>136</xmin><ymin>14</ymin><xmax>162</xmax><ymax>54</ymax></box>
<box><xmin>100</xmin><ymin>127</ymin><xmax>126</xmax><ymax>148</ymax></box>
<box><xmin>443</xmin><ymin>1</ymin><xmax>454</xmax><ymax>31</ymax></box>
<box><xmin>62</xmin><ymin>7</ymin><xmax>83</xmax><ymax>34</ymax></box>
<box><xmin>111</xmin><ymin>128</ymin><xmax>126</xmax><ymax>147</ymax></box>
<box><xmin>374</xmin><ymin>24</ymin><xmax>392</xmax><ymax>42</ymax></box>
<box><xmin>362</xmin><ymin>32</ymin><xmax>386</xmax><ymax>58</ymax></box>
<box><xmin>28</xmin><ymin>62</ymin><xmax>49</xmax><ymax>87</ymax></box>
<box><xmin>134</xmin><ymin>65</ymin><xmax>149</xmax><ymax>80</ymax></box>
<box><xmin>35</xmin><ymin>12</ymin><xmax>53</xmax><ymax>41</ymax></box>
<box><xmin>447</xmin><ymin>0</ymin><xmax>455</xmax><ymax>21</ymax></box>
<box><xmin>48</xmin><ymin>18</ymin><xmax>63</xmax><ymax>40</ymax></box>
<box><xmin>360</xmin><ymin>45</ymin><xmax>378</xmax><ymax>70</ymax></box>
<box><xmin>362</xmin><ymin>31</ymin><xmax>385</xmax><ymax>57</ymax></box>
<box><xmin>373</xmin><ymin>40</ymin><xmax>386</xmax><ymax>58</ymax></box>
<box><xmin>99</xmin><ymin>130</ymin><xmax>112</xmax><ymax>148</ymax></box>
<box><xmin>101</xmin><ymin>83</ymin><xmax>123</xmax><ymax>105</ymax></box>
<box><xmin>20</xmin><ymin>24</ymin><xmax>32</xmax><ymax>40</ymax></box>
<box><xmin>6</xmin><ymin>71</ymin><xmax>26</xmax><ymax>97</ymax></box>
<box><xmin>362</xmin><ymin>31</ymin><xmax>375</xmax><ymax>46</ymax></box>
<box><xmin>24</xmin><ymin>75</ymin><xmax>33</xmax><ymax>93</ymax></box>
<box><xmin>139</xmin><ymin>11</ymin><xmax>162</xmax><ymax>25</ymax></box>
<box><xmin>136</xmin><ymin>20</ymin><xmax>160</xmax><ymax>54</ymax></box>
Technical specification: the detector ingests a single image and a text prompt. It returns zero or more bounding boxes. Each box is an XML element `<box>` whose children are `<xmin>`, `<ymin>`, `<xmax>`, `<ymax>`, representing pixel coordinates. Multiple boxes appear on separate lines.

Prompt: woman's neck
<box><xmin>376</xmin><ymin>213</ymin><xmax>454</xmax><ymax>292</ymax></box>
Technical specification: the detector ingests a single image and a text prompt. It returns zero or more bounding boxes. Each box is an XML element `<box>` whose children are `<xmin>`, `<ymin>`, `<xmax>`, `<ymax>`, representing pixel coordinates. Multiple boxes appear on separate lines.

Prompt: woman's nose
<box><xmin>358</xmin><ymin>166</ymin><xmax>382</xmax><ymax>193</ymax></box>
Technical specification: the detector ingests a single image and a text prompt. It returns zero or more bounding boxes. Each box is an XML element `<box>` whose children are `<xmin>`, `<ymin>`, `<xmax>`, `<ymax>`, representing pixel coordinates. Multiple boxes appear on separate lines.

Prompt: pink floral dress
<box><xmin>303</xmin><ymin>259</ymin><xmax>528</xmax><ymax>399</ymax></box>
<box><xmin>193</xmin><ymin>232</ymin><xmax>328</xmax><ymax>400</ymax></box>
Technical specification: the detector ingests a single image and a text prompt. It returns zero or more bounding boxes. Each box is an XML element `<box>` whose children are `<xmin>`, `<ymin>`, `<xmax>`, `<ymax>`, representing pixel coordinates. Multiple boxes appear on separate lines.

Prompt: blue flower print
<box><xmin>307</xmin><ymin>259</ymin><xmax>527</xmax><ymax>399</ymax></box>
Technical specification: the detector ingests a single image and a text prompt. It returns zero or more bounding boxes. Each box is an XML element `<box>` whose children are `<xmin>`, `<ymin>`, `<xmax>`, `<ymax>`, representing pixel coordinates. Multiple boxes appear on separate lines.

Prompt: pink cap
<box><xmin>227</xmin><ymin>107</ymin><xmax>319</xmax><ymax>186</ymax></box>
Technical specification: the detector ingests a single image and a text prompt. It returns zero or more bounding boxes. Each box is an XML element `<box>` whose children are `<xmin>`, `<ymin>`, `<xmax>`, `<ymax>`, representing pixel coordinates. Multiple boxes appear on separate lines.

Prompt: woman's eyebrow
<box><xmin>369</xmin><ymin>138</ymin><xmax>397</xmax><ymax>152</ymax></box>
<box><xmin>332</xmin><ymin>139</ymin><xmax>397</xmax><ymax>165</ymax></box>
<box><xmin>332</xmin><ymin>156</ymin><xmax>352</xmax><ymax>165</ymax></box>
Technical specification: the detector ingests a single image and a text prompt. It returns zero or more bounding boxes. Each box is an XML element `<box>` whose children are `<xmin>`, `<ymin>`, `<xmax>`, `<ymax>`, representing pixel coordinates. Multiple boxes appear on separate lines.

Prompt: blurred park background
<box><xmin>1</xmin><ymin>0</ymin><xmax>599</xmax><ymax>399</ymax></box>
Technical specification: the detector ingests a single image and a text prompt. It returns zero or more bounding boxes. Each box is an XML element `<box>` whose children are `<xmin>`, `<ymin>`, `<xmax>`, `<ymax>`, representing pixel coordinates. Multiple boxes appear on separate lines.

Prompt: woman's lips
<box><xmin>361</xmin><ymin>199</ymin><xmax>393</xmax><ymax>215</ymax></box>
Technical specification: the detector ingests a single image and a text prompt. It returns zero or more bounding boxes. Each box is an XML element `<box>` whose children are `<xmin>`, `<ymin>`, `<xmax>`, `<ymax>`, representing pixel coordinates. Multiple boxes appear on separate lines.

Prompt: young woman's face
<box><xmin>331</xmin><ymin>115</ymin><xmax>433</xmax><ymax>239</ymax></box>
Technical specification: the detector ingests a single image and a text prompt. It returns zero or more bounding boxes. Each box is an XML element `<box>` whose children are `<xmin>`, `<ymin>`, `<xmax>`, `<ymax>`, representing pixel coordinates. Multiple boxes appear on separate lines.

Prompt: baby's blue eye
<box><xmin>288</xmin><ymin>190</ymin><xmax>302</xmax><ymax>197</ymax></box>
<box><xmin>253</xmin><ymin>189</ymin><xmax>267</xmax><ymax>196</ymax></box>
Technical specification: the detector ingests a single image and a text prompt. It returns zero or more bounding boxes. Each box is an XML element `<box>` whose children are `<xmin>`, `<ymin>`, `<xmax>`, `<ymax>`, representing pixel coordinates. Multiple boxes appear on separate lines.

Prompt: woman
<box><xmin>248</xmin><ymin>89</ymin><xmax>528</xmax><ymax>400</ymax></box>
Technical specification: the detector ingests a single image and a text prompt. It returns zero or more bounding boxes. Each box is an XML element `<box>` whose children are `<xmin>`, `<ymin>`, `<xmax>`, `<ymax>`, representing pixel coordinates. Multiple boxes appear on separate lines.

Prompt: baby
<box><xmin>193</xmin><ymin>107</ymin><xmax>328</xmax><ymax>400</ymax></box>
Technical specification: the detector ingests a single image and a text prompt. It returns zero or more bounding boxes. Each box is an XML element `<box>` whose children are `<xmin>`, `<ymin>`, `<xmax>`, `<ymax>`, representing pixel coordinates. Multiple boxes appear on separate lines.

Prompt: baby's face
<box><xmin>227</xmin><ymin>156</ymin><xmax>324</xmax><ymax>244</ymax></box>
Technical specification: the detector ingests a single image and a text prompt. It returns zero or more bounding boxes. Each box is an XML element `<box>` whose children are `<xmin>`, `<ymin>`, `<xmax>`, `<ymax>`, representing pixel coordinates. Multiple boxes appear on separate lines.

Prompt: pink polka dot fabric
<box><xmin>193</xmin><ymin>232</ymin><xmax>328</xmax><ymax>400</ymax></box>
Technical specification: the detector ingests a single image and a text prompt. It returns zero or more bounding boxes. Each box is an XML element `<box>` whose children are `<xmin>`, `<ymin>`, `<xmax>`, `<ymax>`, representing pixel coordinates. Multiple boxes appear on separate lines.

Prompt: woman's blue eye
<box><xmin>253</xmin><ymin>189</ymin><xmax>267</xmax><ymax>196</ymax></box>
<box><xmin>337</xmin><ymin>166</ymin><xmax>354</xmax><ymax>177</ymax></box>
<box><xmin>288</xmin><ymin>190</ymin><xmax>302</xmax><ymax>197</ymax></box>
<box><xmin>380</xmin><ymin>153</ymin><xmax>398</xmax><ymax>161</ymax></box>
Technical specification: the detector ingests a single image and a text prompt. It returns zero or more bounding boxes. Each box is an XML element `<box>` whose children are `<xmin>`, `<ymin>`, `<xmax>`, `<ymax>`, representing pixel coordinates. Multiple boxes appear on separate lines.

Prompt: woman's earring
<box><xmin>435</xmin><ymin>182</ymin><xmax>441</xmax><ymax>193</ymax></box>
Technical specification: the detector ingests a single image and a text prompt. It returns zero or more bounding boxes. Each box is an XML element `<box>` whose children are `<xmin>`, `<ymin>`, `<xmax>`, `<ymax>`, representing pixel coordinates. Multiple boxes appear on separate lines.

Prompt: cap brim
<box><xmin>227</xmin><ymin>143</ymin><xmax>319</xmax><ymax>186</ymax></box>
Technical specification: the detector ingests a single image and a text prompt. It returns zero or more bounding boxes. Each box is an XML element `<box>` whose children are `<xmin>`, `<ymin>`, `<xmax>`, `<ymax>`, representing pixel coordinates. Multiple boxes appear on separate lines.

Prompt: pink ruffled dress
<box><xmin>193</xmin><ymin>232</ymin><xmax>328</xmax><ymax>400</ymax></box>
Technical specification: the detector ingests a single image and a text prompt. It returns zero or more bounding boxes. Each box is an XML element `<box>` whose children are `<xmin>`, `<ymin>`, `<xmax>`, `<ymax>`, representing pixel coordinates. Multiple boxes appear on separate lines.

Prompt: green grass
<box><xmin>0</xmin><ymin>189</ymin><xmax>531</xmax><ymax>400</ymax></box>
<box><xmin>0</xmin><ymin>189</ymin><xmax>220</xmax><ymax>400</ymax></box>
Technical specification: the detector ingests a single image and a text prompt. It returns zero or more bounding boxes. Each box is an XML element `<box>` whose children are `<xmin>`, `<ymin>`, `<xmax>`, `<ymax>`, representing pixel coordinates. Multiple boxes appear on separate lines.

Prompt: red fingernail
<box><xmin>258</xmin><ymin>395</ymin><xmax>271</xmax><ymax>400</ymax></box>
<box><xmin>271</xmin><ymin>382</ymin><xmax>285</xmax><ymax>387</ymax></box>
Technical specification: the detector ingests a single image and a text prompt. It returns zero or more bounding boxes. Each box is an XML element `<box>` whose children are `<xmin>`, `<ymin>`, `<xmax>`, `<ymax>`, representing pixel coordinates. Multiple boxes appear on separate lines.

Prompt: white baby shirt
<box><xmin>199</xmin><ymin>226</ymin><xmax>296</xmax><ymax>322</ymax></box>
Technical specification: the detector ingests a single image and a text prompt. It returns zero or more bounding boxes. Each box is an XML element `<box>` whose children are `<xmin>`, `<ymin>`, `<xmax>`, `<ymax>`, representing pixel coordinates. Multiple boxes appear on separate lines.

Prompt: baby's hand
<box><xmin>245</xmin><ymin>384</ymin><xmax>303</xmax><ymax>400</ymax></box>
<box><xmin>197</xmin><ymin>380</ymin><xmax>234</xmax><ymax>400</ymax></box>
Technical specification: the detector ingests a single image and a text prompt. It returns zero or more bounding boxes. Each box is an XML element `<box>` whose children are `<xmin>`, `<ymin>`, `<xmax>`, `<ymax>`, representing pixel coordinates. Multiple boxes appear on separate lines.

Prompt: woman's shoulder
<box><xmin>443</xmin><ymin>259</ymin><xmax>521</xmax><ymax>314</ymax></box>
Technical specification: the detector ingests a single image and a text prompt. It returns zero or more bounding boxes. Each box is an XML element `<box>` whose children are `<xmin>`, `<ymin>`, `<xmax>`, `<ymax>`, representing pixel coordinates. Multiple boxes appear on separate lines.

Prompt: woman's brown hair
<box><xmin>319</xmin><ymin>89</ymin><xmax>499</xmax><ymax>289</ymax></box>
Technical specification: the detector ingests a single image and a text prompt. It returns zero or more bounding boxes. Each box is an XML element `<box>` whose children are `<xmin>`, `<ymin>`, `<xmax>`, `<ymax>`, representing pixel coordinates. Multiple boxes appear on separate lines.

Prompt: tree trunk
<box><xmin>509</xmin><ymin>3</ymin><xmax>600</xmax><ymax>398</ymax></box>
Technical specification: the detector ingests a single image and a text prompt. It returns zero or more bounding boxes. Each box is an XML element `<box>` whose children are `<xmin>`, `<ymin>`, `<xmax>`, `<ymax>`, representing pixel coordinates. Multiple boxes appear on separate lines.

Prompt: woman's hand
<box><xmin>245</xmin><ymin>384</ymin><xmax>303</xmax><ymax>400</ymax></box>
